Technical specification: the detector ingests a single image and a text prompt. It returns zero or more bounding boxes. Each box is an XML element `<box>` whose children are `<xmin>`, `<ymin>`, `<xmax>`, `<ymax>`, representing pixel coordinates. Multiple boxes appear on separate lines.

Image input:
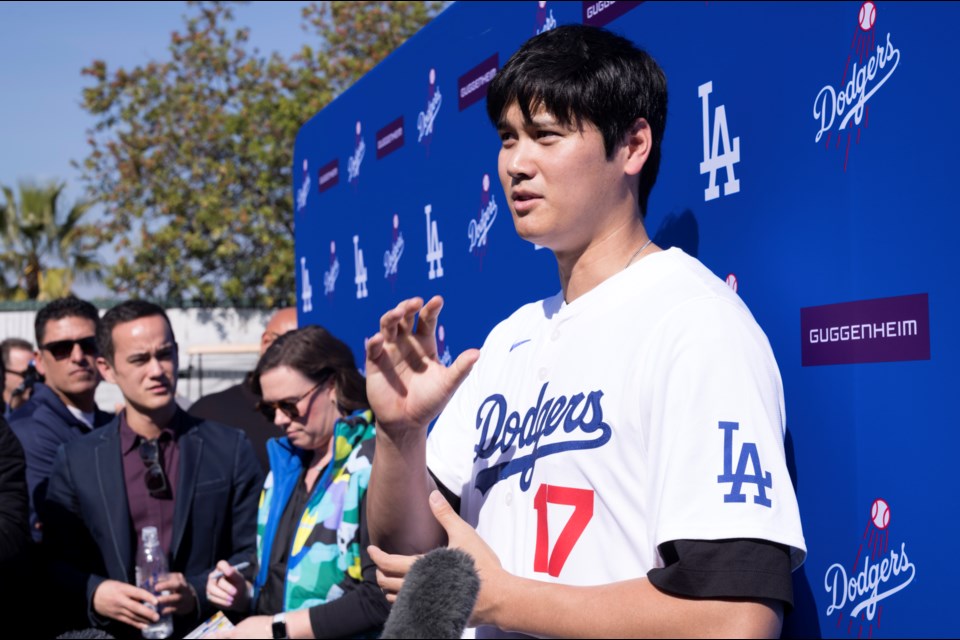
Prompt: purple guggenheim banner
<box><xmin>800</xmin><ymin>293</ymin><xmax>930</xmax><ymax>366</ymax></box>
<box><xmin>317</xmin><ymin>158</ymin><xmax>339</xmax><ymax>193</ymax></box>
<box><xmin>458</xmin><ymin>54</ymin><xmax>499</xmax><ymax>111</ymax></box>
<box><xmin>582</xmin><ymin>1</ymin><xmax>643</xmax><ymax>28</ymax></box>
<box><xmin>376</xmin><ymin>116</ymin><xmax>405</xmax><ymax>159</ymax></box>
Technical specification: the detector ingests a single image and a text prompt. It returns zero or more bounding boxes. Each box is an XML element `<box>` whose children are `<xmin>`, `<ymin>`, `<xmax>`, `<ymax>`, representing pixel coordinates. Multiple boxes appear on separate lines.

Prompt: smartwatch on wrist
<box><xmin>272</xmin><ymin>612</ymin><xmax>288</xmax><ymax>639</ymax></box>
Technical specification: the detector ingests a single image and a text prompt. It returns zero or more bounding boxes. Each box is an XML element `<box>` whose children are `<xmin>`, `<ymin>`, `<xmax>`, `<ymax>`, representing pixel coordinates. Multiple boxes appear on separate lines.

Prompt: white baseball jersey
<box><xmin>427</xmin><ymin>248</ymin><xmax>806</xmax><ymax>632</ymax></box>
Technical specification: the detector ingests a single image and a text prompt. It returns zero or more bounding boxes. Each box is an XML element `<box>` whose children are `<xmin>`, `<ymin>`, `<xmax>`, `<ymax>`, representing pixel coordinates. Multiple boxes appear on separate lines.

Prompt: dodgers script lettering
<box><xmin>473</xmin><ymin>382</ymin><xmax>612</xmax><ymax>494</ymax></box>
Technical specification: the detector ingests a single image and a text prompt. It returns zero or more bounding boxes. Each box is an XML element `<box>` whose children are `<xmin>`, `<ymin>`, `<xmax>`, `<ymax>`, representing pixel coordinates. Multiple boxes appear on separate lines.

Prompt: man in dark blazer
<box><xmin>44</xmin><ymin>300</ymin><xmax>263</xmax><ymax>638</ymax></box>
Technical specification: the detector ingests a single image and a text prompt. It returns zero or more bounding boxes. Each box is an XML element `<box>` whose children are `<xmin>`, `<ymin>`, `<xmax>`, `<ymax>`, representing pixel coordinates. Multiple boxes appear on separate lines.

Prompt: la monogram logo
<box><xmin>300</xmin><ymin>257</ymin><xmax>313</xmax><ymax>313</ymax></box>
<box><xmin>353</xmin><ymin>235</ymin><xmax>368</xmax><ymax>299</ymax></box>
<box><xmin>424</xmin><ymin>204</ymin><xmax>444</xmax><ymax>280</ymax></box>
<box><xmin>699</xmin><ymin>81</ymin><xmax>741</xmax><ymax>202</ymax></box>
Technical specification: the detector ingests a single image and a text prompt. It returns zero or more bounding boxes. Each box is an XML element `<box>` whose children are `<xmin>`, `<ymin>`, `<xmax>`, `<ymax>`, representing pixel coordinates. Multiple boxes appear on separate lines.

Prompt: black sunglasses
<box><xmin>138</xmin><ymin>438</ymin><xmax>171</xmax><ymax>499</ymax></box>
<box><xmin>257</xmin><ymin>377</ymin><xmax>329</xmax><ymax>422</ymax></box>
<box><xmin>41</xmin><ymin>336</ymin><xmax>98</xmax><ymax>360</ymax></box>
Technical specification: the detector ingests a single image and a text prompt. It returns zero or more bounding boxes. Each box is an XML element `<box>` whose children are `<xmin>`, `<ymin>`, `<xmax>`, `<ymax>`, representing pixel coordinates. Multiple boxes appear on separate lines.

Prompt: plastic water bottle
<box><xmin>136</xmin><ymin>526</ymin><xmax>174</xmax><ymax>639</ymax></box>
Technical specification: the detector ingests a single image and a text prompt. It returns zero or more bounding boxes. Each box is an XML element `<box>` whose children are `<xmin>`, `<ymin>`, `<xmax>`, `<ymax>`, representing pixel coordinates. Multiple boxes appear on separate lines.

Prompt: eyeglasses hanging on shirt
<box><xmin>139</xmin><ymin>437</ymin><xmax>172</xmax><ymax>499</ymax></box>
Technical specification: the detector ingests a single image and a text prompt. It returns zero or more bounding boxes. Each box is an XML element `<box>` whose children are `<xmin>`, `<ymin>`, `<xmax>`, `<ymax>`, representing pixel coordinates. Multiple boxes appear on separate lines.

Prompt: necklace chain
<box><xmin>623</xmin><ymin>238</ymin><xmax>653</xmax><ymax>270</ymax></box>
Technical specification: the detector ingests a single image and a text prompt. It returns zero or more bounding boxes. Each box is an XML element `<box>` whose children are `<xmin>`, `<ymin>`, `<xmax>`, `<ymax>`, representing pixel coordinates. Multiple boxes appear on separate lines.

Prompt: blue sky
<box><xmin>0</xmin><ymin>1</ymin><xmax>313</xmax><ymax>297</ymax></box>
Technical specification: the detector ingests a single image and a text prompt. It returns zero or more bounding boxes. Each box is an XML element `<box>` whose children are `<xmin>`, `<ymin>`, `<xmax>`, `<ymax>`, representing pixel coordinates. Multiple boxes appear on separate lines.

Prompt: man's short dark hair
<box><xmin>34</xmin><ymin>296</ymin><xmax>100</xmax><ymax>346</ymax></box>
<box><xmin>97</xmin><ymin>300</ymin><xmax>174</xmax><ymax>365</ymax></box>
<box><xmin>1</xmin><ymin>338</ymin><xmax>33</xmax><ymax>368</ymax></box>
<box><xmin>486</xmin><ymin>24</ymin><xmax>668</xmax><ymax>216</ymax></box>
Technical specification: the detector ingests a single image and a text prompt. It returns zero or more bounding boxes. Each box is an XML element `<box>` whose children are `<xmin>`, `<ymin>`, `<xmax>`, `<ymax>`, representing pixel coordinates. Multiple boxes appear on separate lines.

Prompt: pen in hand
<box><xmin>210</xmin><ymin>561</ymin><xmax>251</xmax><ymax>580</ymax></box>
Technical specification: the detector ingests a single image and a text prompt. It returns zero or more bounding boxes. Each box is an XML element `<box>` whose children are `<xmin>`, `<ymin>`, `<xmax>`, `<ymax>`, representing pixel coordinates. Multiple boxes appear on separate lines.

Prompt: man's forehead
<box><xmin>42</xmin><ymin>315</ymin><xmax>97</xmax><ymax>339</ymax></box>
<box><xmin>499</xmin><ymin>101</ymin><xmax>575</xmax><ymax>129</ymax></box>
<box><xmin>112</xmin><ymin>316</ymin><xmax>175</xmax><ymax>349</ymax></box>
<box><xmin>265</xmin><ymin>308</ymin><xmax>298</xmax><ymax>336</ymax></box>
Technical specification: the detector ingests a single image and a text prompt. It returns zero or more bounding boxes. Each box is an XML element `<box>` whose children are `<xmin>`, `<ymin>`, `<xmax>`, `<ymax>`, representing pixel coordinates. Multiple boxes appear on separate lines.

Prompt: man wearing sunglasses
<box><xmin>43</xmin><ymin>300</ymin><xmax>262</xmax><ymax>638</ymax></box>
<box><xmin>9</xmin><ymin>297</ymin><xmax>114</xmax><ymax>542</ymax></box>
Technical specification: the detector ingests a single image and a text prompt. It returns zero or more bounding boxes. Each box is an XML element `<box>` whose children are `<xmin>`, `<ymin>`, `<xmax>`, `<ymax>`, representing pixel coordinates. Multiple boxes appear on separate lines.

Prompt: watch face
<box><xmin>272</xmin><ymin>615</ymin><xmax>287</xmax><ymax>639</ymax></box>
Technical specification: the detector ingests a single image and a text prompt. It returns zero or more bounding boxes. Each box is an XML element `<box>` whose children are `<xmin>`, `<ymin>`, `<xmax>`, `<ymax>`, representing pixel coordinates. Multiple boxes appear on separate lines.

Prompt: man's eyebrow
<box><xmin>126</xmin><ymin>344</ymin><xmax>175</xmax><ymax>360</ymax></box>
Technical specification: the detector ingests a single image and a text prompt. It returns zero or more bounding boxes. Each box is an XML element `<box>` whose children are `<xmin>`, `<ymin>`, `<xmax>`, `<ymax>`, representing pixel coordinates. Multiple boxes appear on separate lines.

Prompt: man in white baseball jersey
<box><xmin>366</xmin><ymin>25</ymin><xmax>806</xmax><ymax>638</ymax></box>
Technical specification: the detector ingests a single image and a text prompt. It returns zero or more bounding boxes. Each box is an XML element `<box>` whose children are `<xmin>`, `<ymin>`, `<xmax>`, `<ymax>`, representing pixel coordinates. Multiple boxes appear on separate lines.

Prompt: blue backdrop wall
<box><xmin>293</xmin><ymin>2</ymin><xmax>954</xmax><ymax>636</ymax></box>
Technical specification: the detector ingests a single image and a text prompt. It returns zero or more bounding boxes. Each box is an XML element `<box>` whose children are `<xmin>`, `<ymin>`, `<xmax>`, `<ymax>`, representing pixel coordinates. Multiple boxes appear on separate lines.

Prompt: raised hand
<box><xmin>365</xmin><ymin>296</ymin><xmax>479</xmax><ymax>434</ymax></box>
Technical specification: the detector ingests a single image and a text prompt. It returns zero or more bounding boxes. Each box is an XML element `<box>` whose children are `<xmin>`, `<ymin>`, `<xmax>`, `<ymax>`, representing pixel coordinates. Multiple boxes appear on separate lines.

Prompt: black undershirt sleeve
<box><xmin>647</xmin><ymin>538</ymin><xmax>794</xmax><ymax>610</ymax></box>
<box><xmin>429</xmin><ymin>468</ymin><xmax>461</xmax><ymax>513</ymax></box>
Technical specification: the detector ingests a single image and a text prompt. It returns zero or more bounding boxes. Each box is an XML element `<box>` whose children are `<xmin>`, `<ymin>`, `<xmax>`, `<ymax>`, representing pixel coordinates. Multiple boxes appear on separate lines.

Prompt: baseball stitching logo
<box><xmin>348</xmin><ymin>120</ymin><xmax>365</xmax><ymax>184</ymax></box>
<box><xmin>468</xmin><ymin>174</ymin><xmax>498</xmax><ymax>258</ymax></box>
<box><xmin>418</xmin><ymin>68</ymin><xmax>442</xmax><ymax>144</ymax></box>
<box><xmin>296</xmin><ymin>158</ymin><xmax>311</xmax><ymax>212</ymax></box>
<box><xmin>813</xmin><ymin>2</ymin><xmax>900</xmax><ymax>171</ymax></box>
<box><xmin>384</xmin><ymin>213</ymin><xmax>404</xmax><ymax>280</ymax></box>
<box><xmin>323</xmin><ymin>240</ymin><xmax>339</xmax><ymax>298</ymax></box>
<box><xmin>824</xmin><ymin>498</ymin><xmax>916</xmax><ymax>636</ymax></box>
<box><xmin>535</xmin><ymin>1</ymin><xmax>557</xmax><ymax>34</ymax></box>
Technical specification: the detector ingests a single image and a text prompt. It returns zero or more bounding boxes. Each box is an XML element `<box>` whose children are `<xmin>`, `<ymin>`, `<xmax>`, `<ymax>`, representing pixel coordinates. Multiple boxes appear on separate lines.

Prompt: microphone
<box><xmin>381</xmin><ymin>547</ymin><xmax>480</xmax><ymax>639</ymax></box>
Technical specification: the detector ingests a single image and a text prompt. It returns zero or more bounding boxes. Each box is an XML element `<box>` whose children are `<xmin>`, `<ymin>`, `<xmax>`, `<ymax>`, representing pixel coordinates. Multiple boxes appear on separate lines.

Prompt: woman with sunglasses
<box><xmin>205</xmin><ymin>326</ymin><xmax>389</xmax><ymax>638</ymax></box>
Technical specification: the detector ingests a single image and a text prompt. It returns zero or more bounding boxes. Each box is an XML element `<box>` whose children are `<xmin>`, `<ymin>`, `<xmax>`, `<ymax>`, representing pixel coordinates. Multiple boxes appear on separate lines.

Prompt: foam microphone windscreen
<box><xmin>380</xmin><ymin>547</ymin><xmax>481</xmax><ymax>639</ymax></box>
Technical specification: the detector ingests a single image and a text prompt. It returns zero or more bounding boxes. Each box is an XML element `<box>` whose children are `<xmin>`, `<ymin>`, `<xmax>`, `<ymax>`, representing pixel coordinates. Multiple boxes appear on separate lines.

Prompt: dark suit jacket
<box><xmin>189</xmin><ymin>375</ymin><xmax>276</xmax><ymax>473</ymax></box>
<box><xmin>9</xmin><ymin>382</ymin><xmax>113</xmax><ymax>539</ymax></box>
<box><xmin>44</xmin><ymin>409</ymin><xmax>264</xmax><ymax>637</ymax></box>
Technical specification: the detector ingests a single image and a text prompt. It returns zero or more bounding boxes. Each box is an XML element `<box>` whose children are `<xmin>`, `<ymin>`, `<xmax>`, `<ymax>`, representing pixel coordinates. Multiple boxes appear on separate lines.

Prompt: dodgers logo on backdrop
<box><xmin>824</xmin><ymin>499</ymin><xmax>916</xmax><ymax>636</ymax></box>
<box><xmin>813</xmin><ymin>2</ymin><xmax>900</xmax><ymax>171</ymax></box>
<box><xmin>534</xmin><ymin>1</ymin><xmax>557</xmax><ymax>34</ymax></box>
<box><xmin>353</xmin><ymin>235</ymin><xmax>368</xmax><ymax>299</ymax></box>
<box><xmin>437</xmin><ymin>324</ymin><xmax>452</xmax><ymax>366</ymax></box>
<box><xmin>384</xmin><ymin>214</ymin><xmax>404</xmax><ymax>281</ymax></box>
<box><xmin>323</xmin><ymin>241</ymin><xmax>339</xmax><ymax>298</ymax></box>
<box><xmin>725</xmin><ymin>273</ymin><xmax>738</xmax><ymax>293</ymax></box>
<box><xmin>418</xmin><ymin>68</ymin><xmax>442</xmax><ymax>145</ymax></box>
<box><xmin>424</xmin><ymin>203</ymin><xmax>444</xmax><ymax>279</ymax></box>
<box><xmin>300</xmin><ymin>257</ymin><xmax>313</xmax><ymax>313</ymax></box>
<box><xmin>468</xmin><ymin>174</ymin><xmax>497</xmax><ymax>258</ymax></box>
<box><xmin>699</xmin><ymin>81</ymin><xmax>740</xmax><ymax>202</ymax></box>
<box><xmin>348</xmin><ymin>121</ymin><xmax>365</xmax><ymax>184</ymax></box>
<box><xmin>296</xmin><ymin>159</ymin><xmax>311</xmax><ymax>212</ymax></box>
<box><xmin>472</xmin><ymin>381</ymin><xmax>613</xmax><ymax>495</ymax></box>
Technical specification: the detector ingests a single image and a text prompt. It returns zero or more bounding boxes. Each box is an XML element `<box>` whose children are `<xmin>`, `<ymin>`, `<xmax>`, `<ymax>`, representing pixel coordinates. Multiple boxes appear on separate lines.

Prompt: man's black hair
<box><xmin>97</xmin><ymin>300</ymin><xmax>174</xmax><ymax>365</ymax></box>
<box><xmin>486</xmin><ymin>24</ymin><xmax>668</xmax><ymax>216</ymax></box>
<box><xmin>34</xmin><ymin>296</ymin><xmax>100</xmax><ymax>346</ymax></box>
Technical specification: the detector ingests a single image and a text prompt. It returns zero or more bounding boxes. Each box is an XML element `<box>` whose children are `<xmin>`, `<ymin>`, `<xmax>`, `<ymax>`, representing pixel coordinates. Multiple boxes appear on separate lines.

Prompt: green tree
<box><xmin>0</xmin><ymin>181</ymin><xmax>101</xmax><ymax>300</ymax></box>
<box><xmin>78</xmin><ymin>0</ymin><xmax>445</xmax><ymax>307</ymax></box>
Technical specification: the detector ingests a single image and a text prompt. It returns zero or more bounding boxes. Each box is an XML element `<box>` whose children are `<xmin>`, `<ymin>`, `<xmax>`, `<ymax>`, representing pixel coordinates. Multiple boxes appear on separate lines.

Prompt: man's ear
<box><xmin>34</xmin><ymin>352</ymin><xmax>47</xmax><ymax>377</ymax></box>
<box><xmin>623</xmin><ymin>117</ymin><xmax>652</xmax><ymax>177</ymax></box>
<box><xmin>96</xmin><ymin>356</ymin><xmax>116</xmax><ymax>385</ymax></box>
